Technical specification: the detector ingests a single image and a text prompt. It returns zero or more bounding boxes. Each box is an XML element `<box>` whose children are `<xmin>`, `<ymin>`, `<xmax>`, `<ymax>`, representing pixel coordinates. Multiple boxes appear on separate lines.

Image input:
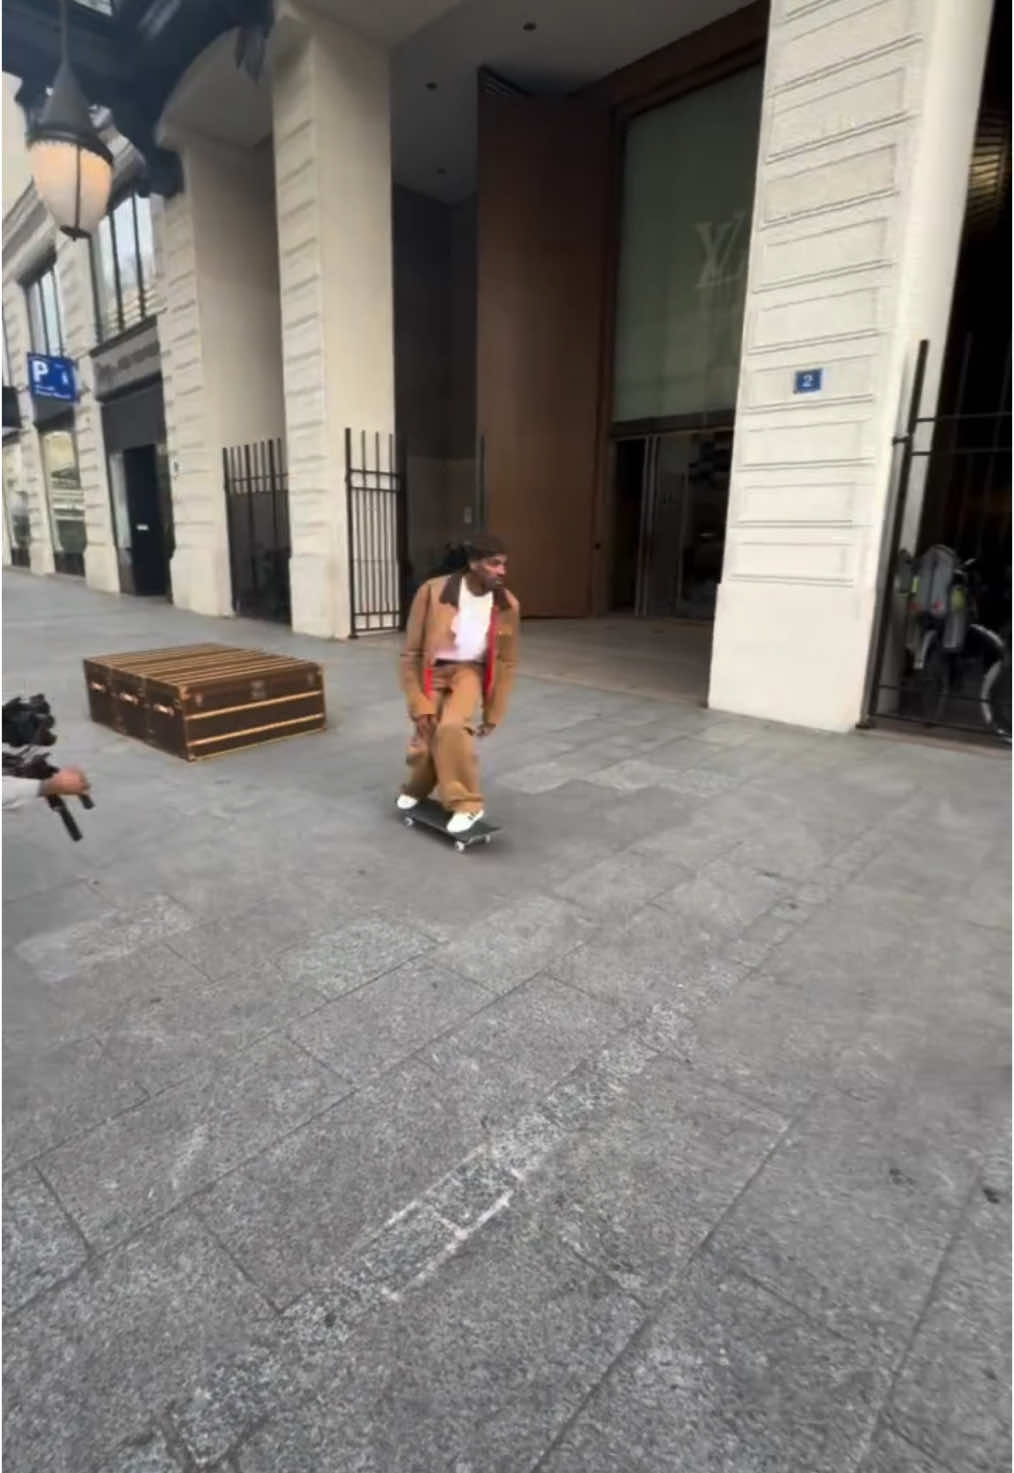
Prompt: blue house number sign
<box><xmin>794</xmin><ymin>368</ymin><xmax>823</xmax><ymax>394</ymax></box>
<box><xmin>27</xmin><ymin>353</ymin><xmax>76</xmax><ymax>403</ymax></box>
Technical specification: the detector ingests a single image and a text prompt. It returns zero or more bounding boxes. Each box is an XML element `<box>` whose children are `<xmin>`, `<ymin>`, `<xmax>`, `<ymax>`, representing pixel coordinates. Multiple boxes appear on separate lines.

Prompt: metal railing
<box><xmin>345</xmin><ymin>428</ymin><xmax>407</xmax><ymax>636</ymax></box>
<box><xmin>223</xmin><ymin>437</ymin><xmax>291</xmax><ymax>625</ymax></box>
<box><xmin>863</xmin><ymin>338</ymin><xmax>1011</xmax><ymax>741</ymax></box>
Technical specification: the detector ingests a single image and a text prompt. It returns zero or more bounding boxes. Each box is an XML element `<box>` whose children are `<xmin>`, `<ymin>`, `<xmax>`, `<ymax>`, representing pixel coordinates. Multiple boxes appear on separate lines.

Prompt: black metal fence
<box><xmin>223</xmin><ymin>438</ymin><xmax>291</xmax><ymax>624</ymax></box>
<box><xmin>345</xmin><ymin>428</ymin><xmax>406</xmax><ymax>636</ymax></box>
<box><xmin>863</xmin><ymin>339</ymin><xmax>1011</xmax><ymax>741</ymax></box>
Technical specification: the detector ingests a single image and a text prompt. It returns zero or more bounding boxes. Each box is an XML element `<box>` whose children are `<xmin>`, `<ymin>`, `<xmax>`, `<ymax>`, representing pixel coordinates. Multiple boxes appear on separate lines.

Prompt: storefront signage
<box><xmin>92</xmin><ymin>320</ymin><xmax>161</xmax><ymax>400</ymax></box>
<box><xmin>27</xmin><ymin>353</ymin><xmax>76</xmax><ymax>402</ymax></box>
<box><xmin>794</xmin><ymin>368</ymin><xmax>823</xmax><ymax>394</ymax></box>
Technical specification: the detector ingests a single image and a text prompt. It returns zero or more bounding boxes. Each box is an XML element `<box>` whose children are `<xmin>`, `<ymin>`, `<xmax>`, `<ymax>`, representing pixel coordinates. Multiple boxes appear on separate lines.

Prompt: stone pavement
<box><xmin>2</xmin><ymin>570</ymin><xmax>1010</xmax><ymax>1473</ymax></box>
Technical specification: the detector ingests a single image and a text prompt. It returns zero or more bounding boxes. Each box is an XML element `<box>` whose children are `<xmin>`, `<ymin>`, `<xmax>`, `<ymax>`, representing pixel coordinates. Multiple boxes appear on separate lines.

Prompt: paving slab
<box><xmin>275</xmin><ymin>912</ymin><xmax>438</xmax><ymax>995</ymax></box>
<box><xmin>40</xmin><ymin>1035</ymin><xmax>346</xmax><ymax>1251</ymax></box>
<box><xmin>2</xmin><ymin>1167</ymin><xmax>89</xmax><ymax>1313</ymax></box>
<box><xmin>288</xmin><ymin>955</ymin><xmax>489</xmax><ymax>1082</ymax></box>
<box><xmin>2</xmin><ymin>571</ymin><xmax>1010</xmax><ymax>1473</ymax></box>
<box><xmin>192</xmin><ymin>1058</ymin><xmax>484</xmax><ymax>1308</ymax></box>
<box><xmin>521</xmin><ymin>1056</ymin><xmax>786</xmax><ymax>1302</ymax></box>
<box><xmin>235</xmin><ymin>1211</ymin><xmax>645</xmax><ymax>1473</ymax></box>
<box><xmin>437</xmin><ymin>893</ymin><xmax>598</xmax><ymax>993</ymax></box>
<box><xmin>886</xmin><ymin>1189</ymin><xmax>1012</xmax><ymax>1473</ymax></box>
<box><xmin>4</xmin><ymin>1032</ymin><xmax>148</xmax><ymax>1170</ymax></box>
<box><xmin>540</xmin><ymin>1253</ymin><xmax>890</xmax><ymax>1473</ymax></box>
<box><xmin>2</xmin><ymin>1212</ymin><xmax>277</xmax><ymax>1473</ymax></box>
<box><xmin>552</xmin><ymin>846</ymin><xmax>689</xmax><ymax>921</ymax></box>
<box><xmin>638</xmin><ymin>963</ymin><xmax>872</xmax><ymax>1115</ymax></box>
<box><xmin>709</xmin><ymin>1085</ymin><xmax>981</xmax><ymax>1356</ymax></box>
<box><xmin>857</xmin><ymin>1427</ymin><xmax>956</xmax><ymax>1473</ymax></box>
<box><xmin>422</xmin><ymin>974</ymin><xmax>630</xmax><ymax>1128</ymax></box>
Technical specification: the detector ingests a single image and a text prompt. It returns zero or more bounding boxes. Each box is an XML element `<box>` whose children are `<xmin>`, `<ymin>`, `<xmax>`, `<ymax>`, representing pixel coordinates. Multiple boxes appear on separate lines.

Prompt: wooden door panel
<box><xmin>477</xmin><ymin>89</ymin><xmax>610</xmax><ymax>617</ymax></box>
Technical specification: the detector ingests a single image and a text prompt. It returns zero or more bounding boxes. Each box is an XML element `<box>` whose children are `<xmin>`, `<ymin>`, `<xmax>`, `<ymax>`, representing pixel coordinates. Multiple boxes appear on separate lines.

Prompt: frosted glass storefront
<box><xmin>3</xmin><ymin>441</ymin><xmax>30</xmax><ymax>566</ymax></box>
<box><xmin>40</xmin><ymin>428</ymin><xmax>87</xmax><ymax>575</ymax></box>
<box><xmin>613</xmin><ymin>65</ymin><xmax>763</xmax><ymax>424</ymax></box>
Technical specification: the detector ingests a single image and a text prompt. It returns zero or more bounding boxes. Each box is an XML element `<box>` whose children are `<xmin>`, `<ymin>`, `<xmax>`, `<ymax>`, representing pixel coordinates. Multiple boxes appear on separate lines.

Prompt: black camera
<box><xmin>3</xmin><ymin>694</ymin><xmax>93</xmax><ymax>841</ymax></box>
<box><xmin>2</xmin><ymin>695</ymin><xmax>56</xmax><ymax>748</ymax></box>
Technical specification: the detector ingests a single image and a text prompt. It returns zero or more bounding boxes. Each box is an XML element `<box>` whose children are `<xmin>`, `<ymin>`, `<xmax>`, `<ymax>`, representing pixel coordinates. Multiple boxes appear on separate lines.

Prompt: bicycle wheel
<box><xmin>982</xmin><ymin>657</ymin><xmax>1012</xmax><ymax>741</ymax></box>
<box><xmin>918</xmin><ymin>635</ymin><xmax>949</xmax><ymax>724</ymax></box>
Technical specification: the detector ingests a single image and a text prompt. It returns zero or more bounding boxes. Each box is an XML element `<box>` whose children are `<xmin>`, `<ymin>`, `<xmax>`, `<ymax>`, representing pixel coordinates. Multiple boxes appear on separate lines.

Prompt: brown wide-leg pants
<box><xmin>403</xmin><ymin>662</ymin><xmax>484</xmax><ymax>814</ymax></box>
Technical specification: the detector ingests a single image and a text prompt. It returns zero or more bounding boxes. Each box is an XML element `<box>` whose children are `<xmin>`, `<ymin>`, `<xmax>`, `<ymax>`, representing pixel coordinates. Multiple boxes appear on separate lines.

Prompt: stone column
<box><xmin>709</xmin><ymin>0</ymin><xmax>993</xmax><ymax>731</ymax></box>
<box><xmin>57</xmin><ymin>238</ymin><xmax>120</xmax><ymax>593</ymax></box>
<box><xmin>1</xmin><ymin>276</ymin><xmax>53</xmax><ymax>575</ymax></box>
<box><xmin>272</xmin><ymin>5</ymin><xmax>395</xmax><ymax>638</ymax></box>
<box><xmin>155</xmin><ymin>134</ymin><xmax>286</xmax><ymax>617</ymax></box>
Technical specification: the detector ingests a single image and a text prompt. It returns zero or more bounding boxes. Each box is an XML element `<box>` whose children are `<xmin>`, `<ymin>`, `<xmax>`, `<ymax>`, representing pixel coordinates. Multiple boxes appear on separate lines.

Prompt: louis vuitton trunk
<box><xmin>83</xmin><ymin>644</ymin><xmax>326</xmax><ymax>760</ymax></box>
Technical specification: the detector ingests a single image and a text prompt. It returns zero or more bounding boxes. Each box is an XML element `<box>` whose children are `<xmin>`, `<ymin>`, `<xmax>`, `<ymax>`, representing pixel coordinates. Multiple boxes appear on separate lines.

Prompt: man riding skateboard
<box><xmin>397</xmin><ymin>534</ymin><xmax>520</xmax><ymax>834</ymax></box>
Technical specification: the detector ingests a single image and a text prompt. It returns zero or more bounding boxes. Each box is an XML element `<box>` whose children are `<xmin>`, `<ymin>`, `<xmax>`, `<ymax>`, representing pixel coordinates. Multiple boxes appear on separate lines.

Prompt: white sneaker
<box><xmin>396</xmin><ymin>794</ymin><xmax>419</xmax><ymax>811</ymax></box>
<box><xmin>446</xmin><ymin>809</ymin><xmax>484</xmax><ymax>835</ymax></box>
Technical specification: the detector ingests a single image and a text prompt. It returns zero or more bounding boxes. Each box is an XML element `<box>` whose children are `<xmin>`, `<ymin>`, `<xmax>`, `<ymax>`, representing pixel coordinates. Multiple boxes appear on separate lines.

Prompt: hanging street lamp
<box><xmin>27</xmin><ymin>0</ymin><xmax>113</xmax><ymax>240</ymax></box>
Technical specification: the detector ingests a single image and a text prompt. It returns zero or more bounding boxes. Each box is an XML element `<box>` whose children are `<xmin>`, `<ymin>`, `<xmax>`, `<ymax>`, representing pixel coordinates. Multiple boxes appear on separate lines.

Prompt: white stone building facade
<box><xmin>1</xmin><ymin>0</ymin><xmax>1002</xmax><ymax>733</ymax></box>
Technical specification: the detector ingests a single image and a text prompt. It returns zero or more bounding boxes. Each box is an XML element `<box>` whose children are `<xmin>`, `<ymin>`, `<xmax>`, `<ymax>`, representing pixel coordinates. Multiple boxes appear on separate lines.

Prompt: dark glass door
<box><xmin>613</xmin><ymin>427</ymin><xmax>732</xmax><ymax>619</ymax></box>
<box><xmin>124</xmin><ymin>445</ymin><xmax>167</xmax><ymax>596</ymax></box>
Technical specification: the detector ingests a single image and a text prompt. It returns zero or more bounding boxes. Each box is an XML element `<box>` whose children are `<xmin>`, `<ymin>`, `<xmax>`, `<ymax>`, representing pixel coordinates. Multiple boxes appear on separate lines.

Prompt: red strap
<box><xmin>484</xmin><ymin>609</ymin><xmax>498</xmax><ymax>698</ymax></box>
<box><xmin>423</xmin><ymin>665</ymin><xmax>434</xmax><ymax>700</ymax></box>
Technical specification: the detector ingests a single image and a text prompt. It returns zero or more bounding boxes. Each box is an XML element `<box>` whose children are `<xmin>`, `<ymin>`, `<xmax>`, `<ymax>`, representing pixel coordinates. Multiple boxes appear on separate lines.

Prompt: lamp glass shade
<box><xmin>29</xmin><ymin>137</ymin><xmax>113</xmax><ymax>240</ymax></box>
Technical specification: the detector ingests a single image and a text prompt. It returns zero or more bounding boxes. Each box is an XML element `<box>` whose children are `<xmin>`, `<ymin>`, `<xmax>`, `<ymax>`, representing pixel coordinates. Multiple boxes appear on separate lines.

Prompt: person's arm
<box><xmin>399</xmin><ymin>582</ymin><xmax>437</xmax><ymax>720</ymax></box>
<box><xmin>3</xmin><ymin>768</ymin><xmax>90</xmax><ymax>812</ymax></box>
<box><xmin>483</xmin><ymin>606</ymin><xmax>520</xmax><ymax>729</ymax></box>
<box><xmin>3</xmin><ymin>775</ymin><xmax>41</xmax><ymax>811</ymax></box>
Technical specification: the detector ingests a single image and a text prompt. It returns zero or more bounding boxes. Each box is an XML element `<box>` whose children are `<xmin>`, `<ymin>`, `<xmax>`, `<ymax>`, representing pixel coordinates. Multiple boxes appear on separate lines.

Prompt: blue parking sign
<box><xmin>27</xmin><ymin>353</ymin><xmax>76</xmax><ymax>403</ymax></box>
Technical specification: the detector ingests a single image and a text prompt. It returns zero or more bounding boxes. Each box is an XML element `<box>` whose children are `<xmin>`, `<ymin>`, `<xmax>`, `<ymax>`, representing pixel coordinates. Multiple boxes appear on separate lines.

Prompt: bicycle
<box><xmin>900</xmin><ymin>548</ymin><xmax>1011</xmax><ymax>740</ymax></box>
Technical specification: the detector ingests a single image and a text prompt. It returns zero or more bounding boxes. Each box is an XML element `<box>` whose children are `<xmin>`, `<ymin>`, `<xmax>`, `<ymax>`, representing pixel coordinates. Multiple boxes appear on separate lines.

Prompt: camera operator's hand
<box><xmin>40</xmin><ymin>767</ymin><xmax>90</xmax><ymax>799</ymax></box>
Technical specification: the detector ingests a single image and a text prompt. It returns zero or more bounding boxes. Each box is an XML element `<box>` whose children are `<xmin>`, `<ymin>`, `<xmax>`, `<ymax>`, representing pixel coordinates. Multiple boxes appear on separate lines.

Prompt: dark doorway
<box><xmin>101</xmin><ymin>380</ymin><xmax>172</xmax><ymax>598</ymax></box>
<box><xmin>916</xmin><ymin>0</ymin><xmax>1010</xmax><ymax>586</ymax></box>
<box><xmin>223</xmin><ymin>438</ymin><xmax>291</xmax><ymax>624</ymax></box>
<box><xmin>610</xmin><ymin>428</ymin><xmax>732</xmax><ymax>618</ymax></box>
<box><xmin>611</xmin><ymin>438</ymin><xmax>646</xmax><ymax>611</ymax></box>
<box><xmin>123</xmin><ymin>445</ymin><xmax>167</xmax><ymax>595</ymax></box>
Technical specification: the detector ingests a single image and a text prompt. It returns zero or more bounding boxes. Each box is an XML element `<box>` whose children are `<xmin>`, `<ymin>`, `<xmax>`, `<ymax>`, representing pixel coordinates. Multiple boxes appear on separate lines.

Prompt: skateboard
<box><xmin>399</xmin><ymin>797</ymin><xmax>499</xmax><ymax>853</ymax></box>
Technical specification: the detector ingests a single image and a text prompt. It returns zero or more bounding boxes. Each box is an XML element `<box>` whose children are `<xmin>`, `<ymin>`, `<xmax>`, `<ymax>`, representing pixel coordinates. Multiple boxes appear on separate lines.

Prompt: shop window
<box><xmin>106</xmin><ymin>451</ymin><xmax>132</xmax><ymax>551</ymax></box>
<box><xmin>24</xmin><ymin>261</ymin><xmax>65</xmax><ymax>357</ymax></box>
<box><xmin>91</xmin><ymin>190</ymin><xmax>156</xmax><ymax>343</ymax></box>
<box><xmin>613</xmin><ymin>65</ymin><xmax>764</xmax><ymax>423</ymax></box>
<box><xmin>3</xmin><ymin>442</ymin><xmax>31</xmax><ymax>567</ymax></box>
<box><xmin>40</xmin><ymin>428</ymin><xmax>86</xmax><ymax>575</ymax></box>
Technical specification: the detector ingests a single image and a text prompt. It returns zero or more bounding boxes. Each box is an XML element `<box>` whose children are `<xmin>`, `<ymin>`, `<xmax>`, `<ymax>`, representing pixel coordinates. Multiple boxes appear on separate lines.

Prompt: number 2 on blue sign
<box><xmin>794</xmin><ymin>368</ymin><xmax>823</xmax><ymax>394</ymax></box>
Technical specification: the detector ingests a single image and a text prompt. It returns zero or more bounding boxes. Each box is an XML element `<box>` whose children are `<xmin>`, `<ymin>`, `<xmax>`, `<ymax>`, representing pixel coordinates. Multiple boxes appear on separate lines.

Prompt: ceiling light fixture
<box><xmin>27</xmin><ymin>0</ymin><xmax>113</xmax><ymax>240</ymax></box>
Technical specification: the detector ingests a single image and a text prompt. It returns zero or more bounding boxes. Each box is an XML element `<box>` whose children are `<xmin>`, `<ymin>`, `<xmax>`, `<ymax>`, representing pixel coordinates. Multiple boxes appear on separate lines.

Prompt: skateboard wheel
<box><xmin>403</xmin><ymin>816</ymin><xmax>414</xmax><ymax>828</ymax></box>
<box><xmin>454</xmin><ymin>840</ymin><xmax>466</xmax><ymax>853</ymax></box>
<box><xmin>484</xmin><ymin>835</ymin><xmax>492</xmax><ymax>845</ymax></box>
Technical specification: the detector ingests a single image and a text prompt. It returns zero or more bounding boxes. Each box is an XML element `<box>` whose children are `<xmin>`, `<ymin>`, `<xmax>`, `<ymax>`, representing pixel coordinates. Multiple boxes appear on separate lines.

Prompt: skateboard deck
<box><xmin>400</xmin><ymin>797</ymin><xmax>499</xmax><ymax>852</ymax></box>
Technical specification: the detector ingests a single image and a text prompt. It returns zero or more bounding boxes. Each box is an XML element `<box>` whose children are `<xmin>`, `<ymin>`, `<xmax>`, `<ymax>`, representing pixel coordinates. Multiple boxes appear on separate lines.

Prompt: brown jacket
<box><xmin>400</xmin><ymin>573</ymin><xmax>521</xmax><ymax>727</ymax></box>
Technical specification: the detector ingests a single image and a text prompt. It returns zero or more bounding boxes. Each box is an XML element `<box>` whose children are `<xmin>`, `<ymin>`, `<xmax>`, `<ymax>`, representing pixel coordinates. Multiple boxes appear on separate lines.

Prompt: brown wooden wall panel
<box><xmin>477</xmin><ymin>89</ymin><xmax>611</xmax><ymax>618</ymax></box>
<box><xmin>578</xmin><ymin>1</ymin><xmax>768</xmax><ymax>114</ymax></box>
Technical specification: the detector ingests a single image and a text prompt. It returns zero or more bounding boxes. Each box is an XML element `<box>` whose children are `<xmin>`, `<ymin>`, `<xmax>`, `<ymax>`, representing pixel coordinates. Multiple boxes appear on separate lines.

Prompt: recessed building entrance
<box><xmin>610</xmin><ymin>428</ymin><xmax>733</xmax><ymax>620</ymax></box>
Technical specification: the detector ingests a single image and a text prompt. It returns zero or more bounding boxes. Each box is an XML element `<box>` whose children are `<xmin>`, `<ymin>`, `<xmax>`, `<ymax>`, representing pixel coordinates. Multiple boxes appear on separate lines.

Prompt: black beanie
<box><xmin>466</xmin><ymin>533</ymin><xmax>507</xmax><ymax>560</ymax></box>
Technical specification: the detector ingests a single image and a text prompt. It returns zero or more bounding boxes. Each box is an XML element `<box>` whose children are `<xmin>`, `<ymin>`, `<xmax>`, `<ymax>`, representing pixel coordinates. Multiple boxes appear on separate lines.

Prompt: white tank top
<box><xmin>434</xmin><ymin>581</ymin><xmax>493</xmax><ymax>663</ymax></box>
